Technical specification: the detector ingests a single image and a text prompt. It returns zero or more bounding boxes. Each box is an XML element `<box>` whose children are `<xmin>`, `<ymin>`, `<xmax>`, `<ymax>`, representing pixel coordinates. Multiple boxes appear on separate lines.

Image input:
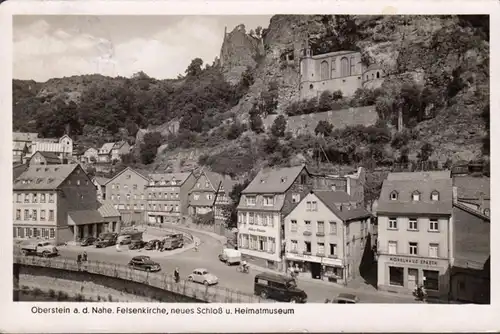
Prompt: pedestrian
<box><xmin>174</xmin><ymin>267</ymin><xmax>180</xmax><ymax>283</ymax></box>
<box><xmin>82</xmin><ymin>251</ymin><xmax>88</xmax><ymax>262</ymax></box>
<box><xmin>194</xmin><ymin>241</ymin><xmax>199</xmax><ymax>252</ymax></box>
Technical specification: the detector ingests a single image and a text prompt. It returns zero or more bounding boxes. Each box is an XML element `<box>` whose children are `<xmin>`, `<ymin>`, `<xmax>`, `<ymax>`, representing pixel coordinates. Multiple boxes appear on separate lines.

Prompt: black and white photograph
<box><xmin>2</xmin><ymin>1</ymin><xmax>497</xmax><ymax>332</ymax></box>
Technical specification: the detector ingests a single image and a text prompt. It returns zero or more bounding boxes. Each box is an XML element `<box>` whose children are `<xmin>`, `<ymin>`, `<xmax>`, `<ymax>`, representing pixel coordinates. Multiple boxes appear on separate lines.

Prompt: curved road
<box><xmin>52</xmin><ymin>226</ymin><xmax>417</xmax><ymax>304</ymax></box>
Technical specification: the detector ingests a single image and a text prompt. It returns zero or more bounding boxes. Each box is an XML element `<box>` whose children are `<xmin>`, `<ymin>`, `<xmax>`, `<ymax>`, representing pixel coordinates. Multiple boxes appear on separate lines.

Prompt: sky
<box><xmin>13</xmin><ymin>15</ymin><xmax>272</xmax><ymax>82</ymax></box>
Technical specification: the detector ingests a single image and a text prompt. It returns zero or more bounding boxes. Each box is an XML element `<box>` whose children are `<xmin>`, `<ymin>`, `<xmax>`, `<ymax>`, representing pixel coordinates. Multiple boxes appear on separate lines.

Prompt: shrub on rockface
<box><xmin>140</xmin><ymin>132</ymin><xmax>163</xmax><ymax>164</ymax></box>
<box><xmin>197</xmin><ymin>147</ymin><xmax>256</xmax><ymax>177</ymax></box>
<box><xmin>270</xmin><ymin>115</ymin><xmax>287</xmax><ymax>137</ymax></box>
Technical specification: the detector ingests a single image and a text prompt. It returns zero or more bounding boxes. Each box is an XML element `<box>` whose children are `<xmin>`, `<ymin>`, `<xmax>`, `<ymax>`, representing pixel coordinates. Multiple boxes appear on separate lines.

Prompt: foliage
<box><xmin>185</xmin><ymin>58</ymin><xmax>204</xmax><ymax>77</ymax></box>
<box><xmin>314</xmin><ymin>120</ymin><xmax>333</xmax><ymax>136</ymax></box>
<box><xmin>249</xmin><ymin>103</ymin><xmax>264</xmax><ymax>133</ymax></box>
<box><xmin>197</xmin><ymin>146</ymin><xmax>256</xmax><ymax>177</ymax></box>
<box><xmin>418</xmin><ymin>142</ymin><xmax>434</xmax><ymax>162</ymax></box>
<box><xmin>226</xmin><ymin>121</ymin><xmax>246</xmax><ymax>140</ymax></box>
<box><xmin>140</xmin><ymin>132</ymin><xmax>163</xmax><ymax>165</ymax></box>
<box><xmin>270</xmin><ymin>115</ymin><xmax>287</xmax><ymax>137</ymax></box>
<box><xmin>259</xmin><ymin>81</ymin><xmax>279</xmax><ymax>115</ymax></box>
<box><xmin>482</xmin><ymin>104</ymin><xmax>490</xmax><ymax>156</ymax></box>
<box><xmin>310</xmin><ymin>15</ymin><xmax>361</xmax><ymax>55</ymax></box>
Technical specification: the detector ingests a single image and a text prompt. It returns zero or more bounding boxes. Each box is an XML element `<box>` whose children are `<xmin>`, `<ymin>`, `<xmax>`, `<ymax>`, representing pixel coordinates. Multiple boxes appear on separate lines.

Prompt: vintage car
<box><xmin>128</xmin><ymin>240</ymin><xmax>147</xmax><ymax>250</ymax></box>
<box><xmin>327</xmin><ymin>293</ymin><xmax>359</xmax><ymax>304</ymax></box>
<box><xmin>187</xmin><ymin>268</ymin><xmax>218</xmax><ymax>286</ymax></box>
<box><xmin>80</xmin><ymin>237</ymin><xmax>97</xmax><ymax>247</ymax></box>
<box><xmin>127</xmin><ymin>256</ymin><xmax>161</xmax><ymax>272</ymax></box>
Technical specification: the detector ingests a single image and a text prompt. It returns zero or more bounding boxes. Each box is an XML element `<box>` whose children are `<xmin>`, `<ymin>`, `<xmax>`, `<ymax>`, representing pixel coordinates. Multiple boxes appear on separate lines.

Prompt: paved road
<box><xmin>53</xmin><ymin>226</ymin><xmax>418</xmax><ymax>304</ymax></box>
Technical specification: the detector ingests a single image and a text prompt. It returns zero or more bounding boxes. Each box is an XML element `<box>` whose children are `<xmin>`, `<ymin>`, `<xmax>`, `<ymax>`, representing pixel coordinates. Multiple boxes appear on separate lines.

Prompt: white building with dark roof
<box><xmin>29</xmin><ymin>135</ymin><xmax>73</xmax><ymax>160</ymax></box>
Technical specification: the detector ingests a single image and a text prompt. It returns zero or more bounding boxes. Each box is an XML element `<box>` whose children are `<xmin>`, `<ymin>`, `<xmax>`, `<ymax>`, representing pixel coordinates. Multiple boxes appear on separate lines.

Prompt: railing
<box><xmin>14</xmin><ymin>255</ymin><xmax>264</xmax><ymax>303</ymax></box>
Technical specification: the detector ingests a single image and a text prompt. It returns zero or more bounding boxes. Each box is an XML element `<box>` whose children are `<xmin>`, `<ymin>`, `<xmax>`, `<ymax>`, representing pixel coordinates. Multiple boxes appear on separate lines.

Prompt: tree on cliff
<box><xmin>315</xmin><ymin>120</ymin><xmax>333</xmax><ymax>137</ymax></box>
<box><xmin>249</xmin><ymin>103</ymin><xmax>264</xmax><ymax>133</ymax></box>
<box><xmin>260</xmin><ymin>81</ymin><xmax>279</xmax><ymax>115</ymax></box>
<box><xmin>185</xmin><ymin>58</ymin><xmax>204</xmax><ymax>77</ymax></box>
<box><xmin>270</xmin><ymin>115</ymin><xmax>287</xmax><ymax>137</ymax></box>
<box><xmin>140</xmin><ymin>131</ymin><xmax>164</xmax><ymax>165</ymax></box>
<box><xmin>418</xmin><ymin>142</ymin><xmax>433</xmax><ymax>162</ymax></box>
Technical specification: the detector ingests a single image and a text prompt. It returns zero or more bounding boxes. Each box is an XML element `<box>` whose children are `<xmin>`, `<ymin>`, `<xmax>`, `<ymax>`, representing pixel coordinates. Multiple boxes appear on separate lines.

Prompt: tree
<box><xmin>262</xmin><ymin>135</ymin><xmax>280</xmax><ymax>154</ymax></box>
<box><xmin>185</xmin><ymin>58</ymin><xmax>203</xmax><ymax>77</ymax></box>
<box><xmin>255</xmin><ymin>26</ymin><xmax>263</xmax><ymax>37</ymax></box>
<box><xmin>318</xmin><ymin>91</ymin><xmax>333</xmax><ymax>112</ymax></box>
<box><xmin>270</xmin><ymin>115</ymin><xmax>287</xmax><ymax>137</ymax></box>
<box><xmin>314</xmin><ymin>120</ymin><xmax>333</xmax><ymax>136</ymax></box>
<box><xmin>250</xmin><ymin>113</ymin><xmax>264</xmax><ymax>133</ymax></box>
<box><xmin>226</xmin><ymin>121</ymin><xmax>245</xmax><ymax>140</ymax></box>
<box><xmin>140</xmin><ymin>131</ymin><xmax>163</xmax><ymax>165</ymax></box>
<box><xmin>418</xmin><ymin>142</ymin><xmax>433</xmax><ymax>162</ymax></box>
<box><xmin>240</xmin><ymin>66</ymin><xmax>255</xmax><ymax>89</ymax></box>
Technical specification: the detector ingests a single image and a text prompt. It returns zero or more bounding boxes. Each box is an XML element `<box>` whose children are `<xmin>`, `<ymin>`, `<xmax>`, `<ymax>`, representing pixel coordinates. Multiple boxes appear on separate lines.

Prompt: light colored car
<box><xmin>187</xmin><ymin>268</ymin><xmax>218</xmax><ymax>286</ymax></box>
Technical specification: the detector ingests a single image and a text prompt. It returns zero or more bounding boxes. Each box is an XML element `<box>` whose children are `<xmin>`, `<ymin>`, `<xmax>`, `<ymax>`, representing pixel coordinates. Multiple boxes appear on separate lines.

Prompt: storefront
<box><xmin>377</xmin><ymin>254</ymin><xmax>450</xmax><ymax>300</ymax></box>
<box><xmin>285</xmin><ymin>252</ymin><xmax>345</xmax><ymax>283</ymax></box>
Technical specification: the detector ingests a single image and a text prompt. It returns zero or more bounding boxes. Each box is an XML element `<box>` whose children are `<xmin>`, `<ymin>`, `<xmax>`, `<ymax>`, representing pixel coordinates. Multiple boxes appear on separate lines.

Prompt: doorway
<box><xmin>408</xmin><ymin>268</ymin><xmax>419</xmax><ymax>290</ymax></box>
<box><xmin>311</xmin><ymin>262</ymin><xmax>322</xmax><ymax>279</ymax></box>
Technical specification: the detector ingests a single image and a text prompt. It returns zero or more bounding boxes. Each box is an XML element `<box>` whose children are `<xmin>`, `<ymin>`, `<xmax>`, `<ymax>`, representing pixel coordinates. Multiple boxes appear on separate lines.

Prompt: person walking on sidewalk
<box><xmin>82</xmin><ymin>251</ymin><xmax>88</xmax><ymax>262</ymax></box>
<box><xmin>194</xmin><ymin>241</ymin><xmax>199</xmax><ymax>252</ymax></box>
<box><xmin>174</xmin><ymin>267</ymin><xmax>180</xmax><ymax>283</ymax></box>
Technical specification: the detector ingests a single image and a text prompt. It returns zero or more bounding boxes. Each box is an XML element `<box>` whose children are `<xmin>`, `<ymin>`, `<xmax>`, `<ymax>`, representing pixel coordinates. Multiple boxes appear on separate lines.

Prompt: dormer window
<box><xmin>412</xmin><ymin>191</ymin><xmax>421</xmax><ymax>202</ymax></box>
<box><xmin>390</xmin><ymin>191</ymin><xmax>398</xmax><ymax>201</ymax></box>
<box><xmin>246</xmin><ymin>196</ymin><xmax>256</xmax><ymax>206</ymax></box>
<box><xmin>431</xmin><ymin>191</ymin><xmax>440</xmax><ymax>201</ymax></box>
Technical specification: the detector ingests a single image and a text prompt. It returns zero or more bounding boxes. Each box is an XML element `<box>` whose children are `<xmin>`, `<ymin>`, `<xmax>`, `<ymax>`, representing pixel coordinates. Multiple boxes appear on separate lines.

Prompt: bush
<box><xmin>270</xmin><ymin>115</ymin><xmax>287</xmax><ymax>137</ymax></box>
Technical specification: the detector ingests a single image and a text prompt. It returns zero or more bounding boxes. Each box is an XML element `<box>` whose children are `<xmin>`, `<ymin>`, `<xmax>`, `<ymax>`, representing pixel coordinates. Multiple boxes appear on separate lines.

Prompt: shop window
<box><xmin>423</xmin><ymin>270</ymin><xmax>439</xmax><ymax>291</ymax></box>
<box><xmin>389</xmin><ymin>266</ymin><xmax>404</xmax><ymax>286</ymax></box>
<box><xmin>50</xmin><ymin>229</ymin><xmax>55</xmax><ymax>239</ymax></box>
<box><xmin>409</xmin><ymin>242</ymin><xmax>418</xmax><ymax>255</ymax></box>
<box><xmin>408</xmin><ymin>219</ymin><xmax>418</xmax><ymax>231</ymax></box>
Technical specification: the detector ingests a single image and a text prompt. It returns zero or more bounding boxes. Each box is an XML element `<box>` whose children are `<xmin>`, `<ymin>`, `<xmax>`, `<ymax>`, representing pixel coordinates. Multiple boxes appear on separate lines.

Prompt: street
<box><xmin>48</xmin><ymin>225</ymin><xmax>419</xmax><ymax>304</ymax></box>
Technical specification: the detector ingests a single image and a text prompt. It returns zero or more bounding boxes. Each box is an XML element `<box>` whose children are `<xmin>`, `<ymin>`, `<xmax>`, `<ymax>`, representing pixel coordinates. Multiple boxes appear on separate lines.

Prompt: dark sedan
<box><xmin>144</xmin><ymin>239</ymin><xmax>162</xmax><ymax>250</ymax></box>
<box><xmin>128</xmin><ymin>256</ymin><xmax>161</xmax><ymax>272</ymax></box>
<box><xmin>128</xmin><ymin>240</ymin><xmax>146</xmax><ymax>250</ymax></box>
<box><xmin>80</xmin><ymin>237</ymin><xmax>97</xmax><ymax>247</ymax></box>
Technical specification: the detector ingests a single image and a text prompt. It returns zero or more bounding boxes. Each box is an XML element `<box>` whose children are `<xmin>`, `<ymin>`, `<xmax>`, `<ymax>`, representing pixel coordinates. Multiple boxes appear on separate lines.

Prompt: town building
<box><xmin>104</xmin><ymin>167</ymin><xmax>150</xmax><ymax>225</ymax></box>
<box><xmin>311</xmin><ymin>167</ymin><xmax>366</xmax><ymax>206</ymax></box>
<box><xmin>98</xmin><ymin>141</ymin><xmax>131</xmax><ymax>163</ymax></box>
<box><xmin>92</xmin><ymin>176</ymin><xmax>110</xmax><ymax>202</ymax></box>
<box><xmin>13</xmin><ymin>164</ymin><xmax>121</xmax><ymax>245</ymax></box>
<box><xmin>237</xmin><ymin>165</ymin><xmax>314</xmax><ymax>270</ymax></box>
<box><xmin>30</xmin><ymin>135</ymin><xmax>73</xmax><ymax>160</ymax></box>
<box><xmin>28</xmin><ymin>151</ymin><xmax>62</xmax><ymax>166</ymax></box>
<box><xmin>13</xmin><ymin>132</ymin><xmax>39</xmax><ymax>163</ymax></box>
<box><xmin>188</xmin><ymin>171</ymin><xmax>234</xmax><ymax>216</ymax></box>
<box><xmin>98</xmin><ymin>143</ymin><xmax>115</xmax><ymax>163</ymax></box>
<box><xmin>213</xmin><ymin>175</ymin><xmax>236</xmax><ymax>235</ymax></box>
<box><xmin>82</xmin><ymin>148</ymin><xmax>98</xmax><ymax>164</ymax></box>
<box><xmin>146</xmin><ymin>172</ymin><xmax>197</xmax><ymax>224</ymax></box>
<box><xmin>449</xmin><ymin>175</ymin><xmax>490</xmax><ymax>303</ymax></box>
<box><xmin>376</xmin><ymin>171</ymin><xmax>453</xmax><ymax>300</ymax></box>
<box><xmin>299</xmin><ymin>45</ymin><xmax>385</xmax><ymax>100</ymax></box>
<box><xmin>284</xmin><ymin>190</ymin><xmax>372</xmax><ymax>284</ymax></box>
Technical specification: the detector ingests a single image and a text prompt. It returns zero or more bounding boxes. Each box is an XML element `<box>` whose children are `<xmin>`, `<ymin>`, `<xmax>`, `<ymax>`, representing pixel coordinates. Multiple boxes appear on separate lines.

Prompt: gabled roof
<box><xmin>149</xmin><ymin>172</ymin><xmax>192</xmax><ymax>186</ymax></box>
<box><xmin>105</xmin><ymin>166</ymin><xmax>151</xmax><ymax>185</ymax></box>
<box><xmin>93</xmin><ymin>176</ymin><xmax>110</xmax><ymax>186</ymax></box>
<box><xmin>314</xmin><ymin>190</ymin><xmax>372</xmax><ymax>222</ymax></box>
<box><xmin>453</xmin><ymin>176</ymin><xmax>490</xmax><ymax>200</ymax></box>
<box><xmin>204</xmin><ymin>171</ymin><xmax>235</xmax><ymax>195</ymax></box>
<box><xmin>453</xmin><ymin>201</ymin><xmax>490</xmax><ymax>221</ymax></box>
<box><xmin>99</xmin><ymin>142</ymin><xmax>115</xmax><ymax>153</ymax></box>
<box><xmin>84</xmin><ymin>147</ymin><xmax>98</xmax><ymax>153</ymax></box>
<box><xmin>242</xmin><ymin>165</ymin><xmax>306</xmax><ymax>194</ymax></box>
<box><xmin>68</xmin><ymin>210</ymin><xmax>104</xmax><ymax>225</ymax></box>
<box><xmin>13</xmin><ymin>132</ymin><xmax>38</xmax><ymax>142</ymax></box>
<box><xmin>112</xmin><ymin>141</ymin><xmax>129</xmax><ymax>150</ymax></box>
<box><xmin>13</xmin><ymin>163</ymin><xmax>29</xmax><ymax>181</ymax></box>
<box><xmin>377</xmin><ymin>176</ymin><xmax>453</xmax><ymax>215</ymax></box>
<box><xmin>31</xmin><ymin>151</ymin><xmax>61</xmax><ymax>164</ymax></box>
<box><xmin>98</xmin><ymin>202</ymin><xmax>120</xmax><ymax>218</ymax></box>
<box><xmin>13</xmin><ymin>164</ymin><xmax>79</xmax><ymax>190</ymax></box>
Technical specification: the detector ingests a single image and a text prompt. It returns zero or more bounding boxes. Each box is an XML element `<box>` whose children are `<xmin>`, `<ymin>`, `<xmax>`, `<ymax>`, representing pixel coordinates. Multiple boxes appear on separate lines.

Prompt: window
<box><xmin>42</xmin><ymin>228</ymin><xmax>49</xmax><ymax>239</ymax></box>
<box><xmin>317</xmin><ymin>242</ymin><xmax>325</xmax><ymax>255</ymax></box>
<box><xmin>207</xmin><ymin>194</ymin><xmax>213</xmax><ymax>200</ymax></box>
<box><xmin>249</xmin><ymin>212</ymin><xmax>255</xmax><ymax>224</ymax></box>
<box><xmin>193</xmin><ymin>194</ymin><xmax>199</xmax><ymax>200</ymax></box>
<box><xmin>291</xmin><ymin>220</ymin><xmax>297</xmax><ymax>232</ymax></box>
<box><xmin>124</xmin><ymin>184</ymin><xmax>128</xmax><ymax>190</ymax></box>
<box><xmin>49</xmin><ymin>194</ymin><xmax>54</xmax><ymax>203</ymax></box>
<box><xmin>292</xmin><ymin>193</ymin><xmax>300</xmax><ymax>203</ymax></box>
<box><xmin>32</xmin><ymin>209</ymin><xmax>37</xmax><ymax>221</ymax></box>
<box><xmin>300</xmin><ymin>174</ymin><xmax>307</xmax><ymax>185</ymax></box>
<box><xmin>49</xmin><ymin>229</ymin><xmax>55</xmax><ymax>239</ymax></box>
<box><xmin>32</xmin><ymin>193</ymin><xmax>38</xmax><ymax>203</ymax></box>
<box><xmin>111</xmin><ymin>195</ymin><xmax>115</xmax><ymax>200</ymax></box>
<box><xmin>126</xmin><ymin>174</ymin><xmax>131</xmax><ymax>179</ymax></box>
<box><xmin>388</xmin><ymin>241</ymin><xmax>397</xmax><ymax>254</ymax></box>
<box><xmin>40</xmin><ymin>194</ymin><xmax>46</xmax><ymax>203</ymax></box>
<box><xmin>268</xmin><ymin>237</ymin><xmax>276</xmax><ymax>253</ymax></box>
<box><xmin>431</xmin><ymin>191</ymin><xmax>439</xmax><ymax>201</ymax></box>
<box><xmin>16</xmin><ymin>194</ymin><xmax>22</xmax><ymax>203</ymax></box>
<box><xmin>346</xmin><ymin>242</ymin><xmax>350</xmax><ymax>256</ymax></box>
<box><xmin>340</xmin><ymin>57</ymin><xmax>349</xmax><ymax>76</ymax></box>
<box><xmin>175</xmin><ymin>205</ymin><xmax>179</xmax><ymax>212</ymax></box>
<box><xmin>33</xmin><ymin>228</ymin><xmax>38</xmax><ymax>238</ymax></box>
<box><xmin>16</xmin><ymin>209</ymin><xmax>21</xmax><ymax>220</ymax></box>
<box><xmin>126</xmin><ymin>194</ymin><xmax>130</xmax><ymax>201</ymax></box>
<box><xmin>390</xmin><ymin>191</ymin><xmax>398</xmax><ymax>201</ymax></box>
<box><xmin>346</xmin><ymin>223</ymin><xmax>350</xmax><ymax>235</ymax></box>
<box><xmin>306</xmin><ymin>201</ymin><xmax>318</xmax><ymax>211</ymax></box>
<box><xmin>76</xmin><ymin>180</ymin><xmax>81</xmax><ymax>186</ymax></box>
<box><xmin>429</xmin><ymin>243</ymin><xmax>439</xmax><ymax>258</ymax></box>
<box><xmin>246</xmin><ymin>196</ymin><xmax>256</xmax><ymax>206</ymax></box>
<box><xmin>249</xmin><ymin>235</ymin><xmax>258</xmax><ymax>250</ymax></box>
<box><xmin>141</xmin><ymin>204</ymin><xmax>145</xmax><ymax>210</ymax></box>
<box><xmin>26</xmin><ymin>228</ymin><xmax>32</xmax><ymax>238</ymax></box>
<box><xmin>317</xmin><ymin>221</ymin><xmax>325</xmax><ymax>234</ymax></box>
<box><xmin>291</xmin><ymin>240</ymin><xmax>298</xmax><ymax>252</ymax></box>
<box><xmin>329</xmin><ymin>221</ymin><xmax>337</xmax><ymax>235</ymax></box>
<box><xmin>25</xmin><ymin>194</ymin><xmax>30</xmax><ymax>203</ymax></box>
<box><xmin>304</xmin><ymin>241</ymin><xmax>312</xmax><ymax>253</ymax></box>
<box><xmin>429</xmin><ymin>219</ymin><xmax>439</xmax><ymax>232</ymax></box>
<box><xmin>17</xmin><ymin>227</ymin><xmax>24</xmax><ymax>238</ymax></box>
<box><xmin>329</xmin><ymin>243</ymin><xmax>337</xmax><ymax>256</ymax></box>
<box><xmin>350</xmin><ymin>56</ymin><xmax>355</xmax><ymax>75</ymax></box>
<box><xmin>388</xmin><ymin>218</ymin><xmax>397</xmax><ymax>229</ymax></box>
<box><xmin>133</xmin><ymin>184</ymin><xmax>137</xmax><ymax>190</ymax></box>
<box><xmin>134</xmin><ymin>204</ymin><xmax>138</xmax><ymax>210</ymax></box>
<box><xmin>263</xmin><ymin>196</ymin><xmax>274</xmax><ymax>206</ymax></box>
<box><xmin>389</xmin><ymin>266</ymin><xmax>404</xmax><ymax>286</ymax></box>
<box><xmin>304</xmin><ymin>220</ymin><xmax>311</xmax><ymax>231</ymax></box>
<box><xmin>117</xmin><ymin>195</ymin><xmax>120</xmax><ymax>201</ymax></box>
<box><xmin>423</xmin><ymin>270</ymin><xmax>439</xmax><ymax>291</ymax></box>
<box><xmin>49</xmin><ymin>210</ymin><xmax>54</xmax><ymax>221</ymax></box>
<box><xmin>412</xmin><ymin>191</ymin><xmax>421</xmax><ymax>201</ymax></box>
<box><xmin>320</xmin><ymin>60</ymin><xmax>330</xmax><ymax>80</ymax></box>
<box><xmin>409</xmin><ymin>242</ymin><xmax>418</xmax><ymax>255</ymax></box>
<box><xmin>116</xmin><ymin>185</ymin><xmax>120</xmax><ymax>190</ymax></box>
<box><xmin>40</xmin><ymin>210</ymin><xmax>46</xmax><ymax>221</ymax></box>
<box><xmin>409</xmin><ymin>219</ymin><xmax>418</xmax><ymax>231</ymax></box>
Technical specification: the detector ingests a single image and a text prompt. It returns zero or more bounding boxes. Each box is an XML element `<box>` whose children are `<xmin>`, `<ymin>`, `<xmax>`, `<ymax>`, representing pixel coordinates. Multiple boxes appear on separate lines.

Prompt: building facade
<box><xmin>146</xmin><ymin>172</ymin><xmax>197</xmax><ymax>224</ymax></box>
<box><xmin>92</xmin><ymin>176</ymin><xmax>110</xmax><ymax>202</ymax></box>
<box><xmin>237</xmin><ymin>165</ymin><xmax>314</xmax><ymax>270</ymax></box>
<box><xmin>30</xmin><ymin>135</ymin><xmax>73</xmax><ymax>160</ymax></box>
<box><xmin>13</xmin><ymin>132</ymin><xmax>38</xmax><ymax>163</ymax></box>
<box><xmin>13</xmin><ymin>164</ymin><xmax>120</xmax><ymax>245</ymax></box>
<box><xmin>83</xmin><ymin>148</ymin><xmax>98</xmax><ymax>164</ymax></box>
<box><xmin>284</xmin><ymin>190</ymin><xmax>371</xmax><ymax>284</ymax></box>
<box><xmin>213</xmin><ymin>175</ymin><xmax>236</xmax><ymax>235</ymax></box>
<box><xmin>104</xmin><ymin>167</ymin><xmax>150</xmax><ymax>225</ymax></box>
<box><xmin>98</xmin><ymin>143</ymin><xmax>115</xmax><ymax>163</ymax></box>
<box><xmin>111</xmin><ymin>141</ymin><xmax>131</xmax><ymax>162</ymax></box>
<box><xmin>28</xmin><ymin>151</ymin><xmax>62</xmax><ymax>166</ymax></box>
<box><xmin>376</xmin><ymin>171</ymin><xmax>453</xmax><ymax>300</ymax></box>
<box><xmin>299</xmin><ymin>46</ymin><xmax>385</xmax><ymax>100</ymax></box>
<box><xmin>188</xmin><ymin>171</ymin><xmax>233</xmax><ymax>216</ymax></box>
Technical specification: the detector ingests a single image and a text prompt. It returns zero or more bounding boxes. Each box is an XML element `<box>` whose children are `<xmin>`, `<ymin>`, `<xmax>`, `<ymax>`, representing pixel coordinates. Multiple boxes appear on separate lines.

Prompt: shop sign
<box><xmin>388</xmin><ymin>256</ymin><xmax>440</xmax><ymax>267</ymax></box>
<box><xmin>285</xmin><ymin>252</ymin><xmax>343</xmax><ymax>267</ymax></box>
<box><xmin>248</xmin><ymin>227</ymin><xmax>268</xmax><ymax>234</ymax></box>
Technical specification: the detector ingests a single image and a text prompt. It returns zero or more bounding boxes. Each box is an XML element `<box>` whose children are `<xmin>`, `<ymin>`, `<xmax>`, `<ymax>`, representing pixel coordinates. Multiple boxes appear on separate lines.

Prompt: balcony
<box><xmin>303</xmin><ymin>231</ymin><xmax>312</xmax><ymax>236</ymax></box>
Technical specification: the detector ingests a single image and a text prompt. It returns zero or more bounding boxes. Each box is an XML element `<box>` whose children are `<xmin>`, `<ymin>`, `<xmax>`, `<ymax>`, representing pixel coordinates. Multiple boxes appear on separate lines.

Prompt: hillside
<box><xmin>12</xmin><ymin>15</ymin><xmax>489</xmax><ymax>179</ymax></box>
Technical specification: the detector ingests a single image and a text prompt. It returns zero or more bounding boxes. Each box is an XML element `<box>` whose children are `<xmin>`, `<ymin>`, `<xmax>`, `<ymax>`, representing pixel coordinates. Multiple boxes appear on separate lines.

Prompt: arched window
<box><xmin>412</xmin><ymin>191</ymin><xmax>421</xmax><ymax>202</ymax></box>
<box><xmin>350</xmin><ymin>56</ymin><xmax>355</xmax><ymax>75</ymax></box>
<box><xmin>431</xmin><ymin>191</ymin><xmax>440</xmax><ymax>201</ymax></box>
<box><xmin>320</xmin><ymin>60</ymin><xmax>329</xmax><ymax>80</ymax></box>
<box><xmin>390</xmin><ymin>191</ymin><xmax>398</xmax><ymax>201</ymax></box>
<box><xmin>376</xmin><ymin>71</ymin><xmax>380</xmax><ymax>79</ymax></box>
<box><xmin>340</xmin><ymin>57</ymin><xmax>349</xmax><ymax>77</ymax></box>
<box><xmin>331</xmin><ymin>58</ymin><xmax>336</xmax><ymax>77</ymax></box>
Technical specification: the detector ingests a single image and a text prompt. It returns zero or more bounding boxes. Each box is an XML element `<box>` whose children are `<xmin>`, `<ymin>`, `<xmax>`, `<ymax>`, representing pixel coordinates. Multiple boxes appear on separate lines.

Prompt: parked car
<box><xmin>80</xmin><ymin>237</ymin><xmax>97</xmax><ymax>247</ymax></box>
<box><xmin>187</xmin><ymin>268</ymin><xmax>218</xmax><ymax>286</ymax></box>
<box><xmin>328</xmin><ymin>293</ymin><xmax>359</xmax><ymax>304</ymax></box>
<box><xmin>218</xmin><ymin>248</ymin><xmax>241</xmax><ymax>266</ymax></box>
<box><xmin>95</xmin><ymin>232</ymin><xmax>118</xmax><ymax>248</ymax></box>
<box><xmin>21</xmin><ymin>241</ymin><xmax>58</xmax><ymax>257</ymax></box>
<box><xmin>128</xmin><ymin>240</ymin><xmax>146</xmax><ymax>250</ymax></box>
<box><xmin>254</xmin><ymin>272</ymin><xmax>307</xmax><ymax>303</ymax></box>
<box><xmin>162</xmin><ymin>233</ymin><xmax>184</xmax><ymax>250</ymax></box>
<box><xmin>128</xmin><ymin>256</ymin><xmax>161</xmax><ymax>272</ymax></box>
<box><xmin>144</xmin><ymin>239</ymin><xmax>162</xmax><ymax>250</ymax></box>
<box><xmin>117</xmin><ymin>235</ymin><xmax>132</xmax><ymax>245</ymax></box>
